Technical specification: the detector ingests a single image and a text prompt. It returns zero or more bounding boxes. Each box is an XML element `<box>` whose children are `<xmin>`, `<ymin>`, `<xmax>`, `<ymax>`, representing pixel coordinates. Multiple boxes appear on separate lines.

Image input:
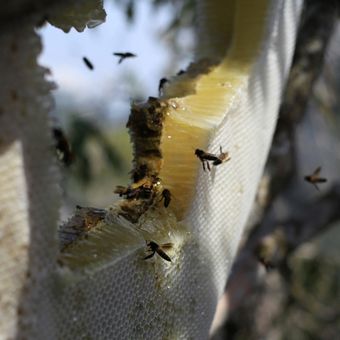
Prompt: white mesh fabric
<box><xmin>0</xmin><ymin>25</ymin><xmax>59</xmax><ymax>339</ymax></box>
<box><xmin>0</xmin><ymin>0</ymin><xmax>303</xmax><ymax>339</ymax></box>
<box><xmin>191</xmin><ymin>0</ymin><xmax>303</xmax><ymax>302</ymax></box>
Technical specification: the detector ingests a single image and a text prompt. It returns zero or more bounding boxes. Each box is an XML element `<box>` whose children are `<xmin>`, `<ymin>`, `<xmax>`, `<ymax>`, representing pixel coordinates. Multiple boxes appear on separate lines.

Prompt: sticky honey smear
<box><xmin>59</xmin><ymin>0</ymin><xmax>270</xmax><ymax>269</ymax></box>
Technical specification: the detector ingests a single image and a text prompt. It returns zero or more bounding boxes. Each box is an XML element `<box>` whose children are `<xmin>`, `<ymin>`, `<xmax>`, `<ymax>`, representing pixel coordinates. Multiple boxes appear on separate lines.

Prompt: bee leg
<box><xmin>202</xmin><ymin>161</ymin><xmax>206</xmax><ymax>172</ymax></box>
<box><xmin>207</xmin><ymin>161</ymin><xmax>211</xmax><ymax>171</ymax></box>
<box><xmin>144</xmin><ymin>251</ymin><xmax>156</xmax><ymax>260</ymax></box>
<box><xmin>313</xmin><ymin>183</ymin><xmax>320</xmax><ymax>191</ymax></box>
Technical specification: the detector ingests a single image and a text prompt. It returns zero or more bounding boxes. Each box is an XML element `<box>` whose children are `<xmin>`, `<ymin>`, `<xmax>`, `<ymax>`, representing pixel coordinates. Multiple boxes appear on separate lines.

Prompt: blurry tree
<box><xmin>212</xmin><ymin>1</ymin><xmax>340</xmax><ymax>339</ymax></box>
<box><xmin>68</xmin><ymin>115</ymin><xmax>124</xmax><ymax>184</ymax></box>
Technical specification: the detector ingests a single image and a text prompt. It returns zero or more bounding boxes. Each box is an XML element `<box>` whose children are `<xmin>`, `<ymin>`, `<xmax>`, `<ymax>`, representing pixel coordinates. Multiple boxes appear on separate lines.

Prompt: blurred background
<box><xmin>37</xmin><ymin>1</ymin><xmax>340</xmax><ymax>339</ymax></box>
<box><xmin>37</xmin><ymin>0</ymin><xmax>195</xmax><ymax>212</ymax></box>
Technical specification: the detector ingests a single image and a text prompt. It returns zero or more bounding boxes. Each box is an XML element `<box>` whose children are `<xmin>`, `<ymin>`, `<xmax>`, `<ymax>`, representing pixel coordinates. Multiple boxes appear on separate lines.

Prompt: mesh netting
<box><xmin>0</xmin><ymin>0</ymin><xmax>302</xmax><ymax>339</ymax></box>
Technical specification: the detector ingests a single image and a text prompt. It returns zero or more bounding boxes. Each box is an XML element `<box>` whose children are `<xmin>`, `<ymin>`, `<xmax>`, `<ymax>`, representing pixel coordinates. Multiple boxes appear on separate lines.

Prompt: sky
<box><xmin>38</xmin><ymin>0</ymin><xmax>193</xmax><ymax>125</ymax></box>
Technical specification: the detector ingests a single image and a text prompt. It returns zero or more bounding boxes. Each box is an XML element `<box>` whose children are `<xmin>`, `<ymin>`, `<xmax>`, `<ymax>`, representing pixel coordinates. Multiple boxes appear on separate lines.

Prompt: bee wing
<box><xmin>113</xmin><ymin>53</ymin><xmax>123</xmax><ymax>57</ymax></box>
<box><xmin>202</xmin><ymin>161</ymin><xmax>206</xmax><ymax>172</ymax></box>
<box><xmin>160</xmin><ymin>243</ymin><xmax>173</xmax><ymax>250</ymax></box>
<box><xmin>313</xmin><ymin>166</ymin><xmax>322</xmax><ymax>176</ymax></box>
<box><xmin>313</xmin><ymin>183</ymin><xmax>320</xmax><ymax>191</ymax></box>
<box><xmin>156</xmin><ymin>248</ymin><xmax>172</xmax><ymax>262</ymax></box>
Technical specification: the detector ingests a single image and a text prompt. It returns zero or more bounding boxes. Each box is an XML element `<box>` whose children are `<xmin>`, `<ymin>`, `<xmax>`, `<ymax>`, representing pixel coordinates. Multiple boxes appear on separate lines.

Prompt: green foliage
<box><xmin>68</xmin><ymin>115</ymin><xmax>125</xmax><ymax>184</ymax></box>
<box><xmin>113</xmin><ymin>0</ymin><xmax>195</xmax><ymax>33</ymax></box>
<box><xmin>280</xmin><ymin>247</ymin><xmax>340</xmax><ymax>339</ymax></box>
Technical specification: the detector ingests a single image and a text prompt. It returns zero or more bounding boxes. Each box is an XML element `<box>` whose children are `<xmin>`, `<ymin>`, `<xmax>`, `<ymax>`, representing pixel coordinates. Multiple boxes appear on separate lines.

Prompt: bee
<box><xmin>195</xmin><ymin>149</ymin><xmax>219</xmax><ymax>172</ymax></box>
<box><xmin>160</xmin><ymin>189</ymin><xmax>171</xmax><ymax>208</ymax></box>
<box><xmin>144</xmin><ymin>241</ymin><xmax>173</xmax><ymax>262</ymax></box>
<box><xmin>53</xmin><ymin>127</ymin><xmax>74</xmax><ymax>166</ymax></box>
<box><xmin>114</xmin><ymin>178</ymin><xmax>154</xmax><ymax>200</ymax></box>
<box><xmin>212</xmin><ymin>146</ymin><xmax>231</xmax><ymax>166</ymax></box>
<box><xmin>84</xmin><ymin>209</ymin><xmax>106</xmax><ymax>230</ymax></box>
<box><xmin>304</xmin><ymin>166</ymin><xmax>327</xmax><ymax>191</ymax></box>
<box><xmin>195</xmin><ymin>146</ymin><xmax>230</xmax><ymax>171</ymax></box>
<box><xmin>114</xmin><ymin>185</ymin><xmax>152</xmax><ymax>200</ymax></box>
<box><xmin>158</xmin><ymin>77</ymin><xmax>169</xmax><ymax>96</ymax></box>
<box><xmin>83</xmin><ymin>56</ymin><xmax>94</xmax><ymax>70</ymax></box>
<box><xmin>113</xmin><ymin>52</ymin><xmax>137</xmax><ymax>64</ymax></box>
<box><xmin>130</xmin><ymin>177</ymin><xmax>153</xmax><ymax>190</ymax></box>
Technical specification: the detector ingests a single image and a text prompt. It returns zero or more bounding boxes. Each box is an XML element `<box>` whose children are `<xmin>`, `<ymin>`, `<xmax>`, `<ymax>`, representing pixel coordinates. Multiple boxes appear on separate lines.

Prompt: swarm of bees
<box><xmin>81</xmin><ymin>52</ymin><xmax>136</xmax><ymax>69</ymax></box>
<box><xmin>195</xmin><ymin>146</ymin><xmax>231</xmax><ymax>171</ymax></box>
<box><xmin>114</xmin><ymin>177</ymin><xmax>174</xmax><ymax>261</ymax></box>
<box><xmin>75</xmin><ymin>55</ymin><xmax>332</xmax><ymax>266</ymax></box>
<box><xmin>112</xmin><ymin>141</ymin><xmax>232</xmax><ymax>262</ymax></box>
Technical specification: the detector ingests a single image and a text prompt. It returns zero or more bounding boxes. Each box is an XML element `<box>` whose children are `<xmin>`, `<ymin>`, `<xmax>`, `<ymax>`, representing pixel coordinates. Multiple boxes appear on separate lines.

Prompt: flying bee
<box><xmin>195</xmin><ymin>149</ymin><xmax>219</xmax><ymax>172</ymax></box>
<box><xmin>160</xmin><ymin>188</ymin><xmax>171</xmax><ymax>208</ymax></box>
<box><xmin>53</xmin><ymin>127</ymin><xmax>74</xmax><ymax>166</ymax></box>
<box><xmin>304</xmin><ymin>166</ymin><xmax>327</xmax><ymax>191</ymax></box>
<box><xmin>158</xmin><ymin>77</ymin><xmax>169</xmax><ymax>96</ymax></box>
<box><xmin>144</xmin><ymin>241</ymin><xmax>173</xmax><ymax>262</ymax></box>
<box><xmin>212</xmin><ymin>146</ymin><xmax>231</xmax><ymax>166</ymax></box>
<box><xmin>83</xmin><ymin>56</ymin><xmax>94</xmax><ymax>70</ymax></box>
<box><xmin>195</xmin><ymin>146</ymin><xmax>230</xmax><ymax>171</ymax></box>
<box><xmin>113</xmin><ymin>52</ymin><xmax>137</xmax><ymax>64</ymax></box>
